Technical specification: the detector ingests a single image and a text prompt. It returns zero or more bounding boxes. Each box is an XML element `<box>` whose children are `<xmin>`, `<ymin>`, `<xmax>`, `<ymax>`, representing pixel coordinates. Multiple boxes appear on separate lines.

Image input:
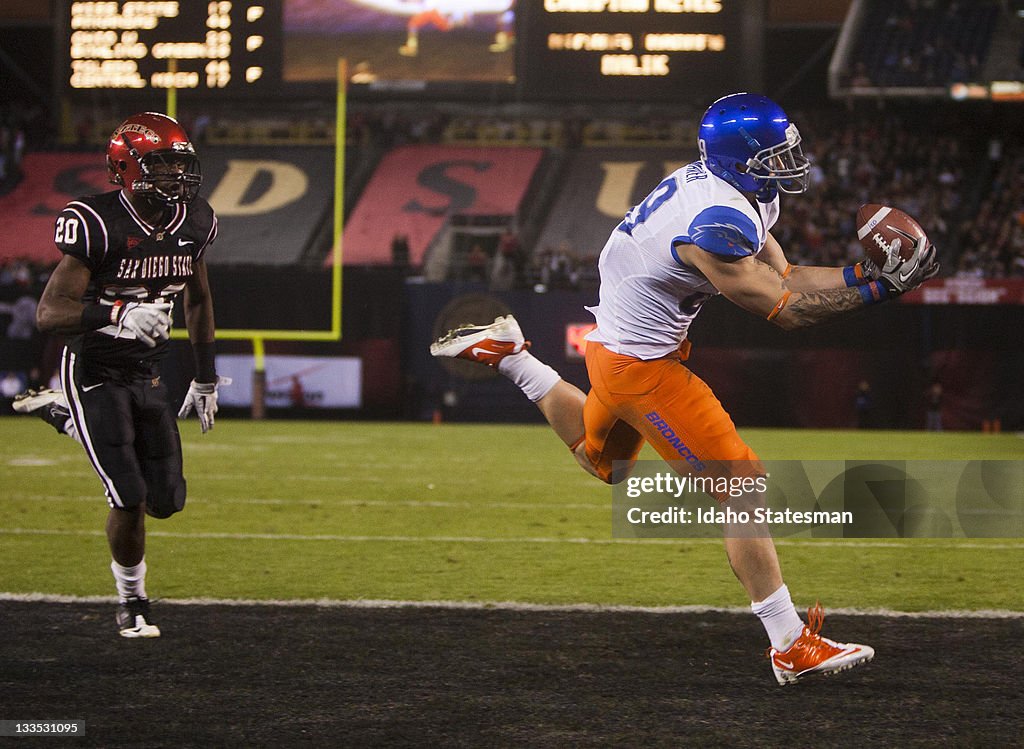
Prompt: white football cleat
<box><xmin>13</xmin><ymin>388</ymin><xmax>72</xmax><ymax>436</ymax></box>
<box><xmin>12</xmin><ymin>387</ymin><xmax>65</xmax><ymax>415</ymax></box>
<box><xmin>768</xmin><ymin>604</ymin><xmax>874</xmax><ymax>685</ymax></box>
<box><xmin>430</xmin><ymin>315</ymin><xmax>529</xmax><ymax>368</ymax></box>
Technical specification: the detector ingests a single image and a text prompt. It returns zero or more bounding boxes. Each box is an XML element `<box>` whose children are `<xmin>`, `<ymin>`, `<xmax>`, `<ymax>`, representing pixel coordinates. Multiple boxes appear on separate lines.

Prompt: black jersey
<box><xmin>54</xmin><ymin>189</ymin><xmax>217</xmax><ymax>373</ymax></box>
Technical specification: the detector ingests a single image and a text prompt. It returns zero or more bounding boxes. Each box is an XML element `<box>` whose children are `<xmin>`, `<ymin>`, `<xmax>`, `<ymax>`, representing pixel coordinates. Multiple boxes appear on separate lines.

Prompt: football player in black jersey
<box><xmin>18</xmin><ymin>112</ymin><xmax>226</xmax><ymax>637</ymax></box>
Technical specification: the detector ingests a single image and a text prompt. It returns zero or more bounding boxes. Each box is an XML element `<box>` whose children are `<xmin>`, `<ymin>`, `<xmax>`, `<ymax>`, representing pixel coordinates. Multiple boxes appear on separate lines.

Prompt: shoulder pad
<box><xmin>54</xmin><ymin>199</ymin><xmax>109</xmax><ymax>267</ymax></box>
<box><xmin>687</xmin><ymin>206</ymin><xmax>758</xmax><ymax>258</ymax></box>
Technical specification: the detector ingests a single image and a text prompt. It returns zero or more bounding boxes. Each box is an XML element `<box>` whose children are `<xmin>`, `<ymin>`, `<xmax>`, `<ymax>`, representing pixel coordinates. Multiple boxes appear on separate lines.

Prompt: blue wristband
<box><xmin>857</xmin><ymin>281</ymin><xmax>888</xmax><ymax>305</ymax></box>
<box><xmin>843</xmin><ymin>264</ymin><xmax>866</xmax><ymax>287</ymax></box>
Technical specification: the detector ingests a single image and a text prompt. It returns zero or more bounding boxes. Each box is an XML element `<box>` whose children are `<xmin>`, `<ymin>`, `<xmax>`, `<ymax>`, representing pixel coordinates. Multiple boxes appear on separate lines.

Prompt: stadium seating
<box><xmin>953</xmin><ymin>139</ymin><xmax>1024</xmax><ymax>278</ymax></box>
<box><xmin>843</xmin><ymin>0</ymin><xmax>1001</xmax><ymax>89</ymax></box>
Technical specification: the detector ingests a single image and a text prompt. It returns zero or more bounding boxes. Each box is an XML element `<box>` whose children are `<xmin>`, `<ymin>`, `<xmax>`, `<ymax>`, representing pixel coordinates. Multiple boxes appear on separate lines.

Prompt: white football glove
<box><xmin>116</xmin><ymin>301</ymin><xmax>173</xmax><ymax>347</ymax></box>
<box><xmin>178</xmin><ymin>376</ymin><xmax>232</xmax><ymax>434</ymax></box>
<box><xmin>875</xmin><ymin>236</ymin><xmax>940</xmax><ymax>295</ymax></box>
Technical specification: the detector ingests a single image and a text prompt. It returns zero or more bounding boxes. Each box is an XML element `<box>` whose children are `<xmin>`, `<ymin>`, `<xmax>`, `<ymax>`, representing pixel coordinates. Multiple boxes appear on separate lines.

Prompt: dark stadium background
<box><xmin>2</xmin><ymin>0</ymin><xmax>1022</xmax><ymax>427</ymax></box>
<box><xmin>2</xmin><ymin>4</ymin><xmax>1024</xmax><ymax>747</ymax></box>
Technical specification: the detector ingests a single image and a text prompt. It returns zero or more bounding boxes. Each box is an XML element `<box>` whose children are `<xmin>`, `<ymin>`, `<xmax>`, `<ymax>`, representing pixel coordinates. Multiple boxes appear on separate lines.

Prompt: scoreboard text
<box><xmin>519</xmin><ymin>0</ymin><xmax>760</xmax><ymax>102</ymax></box>
<box><xmin>63</xmin><ymin>1</ymin><xmax>281</xmax><ymax>94</ymax></box>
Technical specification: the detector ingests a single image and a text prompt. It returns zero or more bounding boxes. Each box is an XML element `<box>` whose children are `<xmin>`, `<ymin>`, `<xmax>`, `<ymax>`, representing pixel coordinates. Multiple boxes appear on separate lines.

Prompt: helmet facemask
<box><xmin>133</xmin><ymin>145</ymin><xmax>202</xmax><ymax>205</ymax></box>
<box><xmin>742</xmin><ymin>123</ymin><xmax>810</xmax><ymax>195</ymax></box>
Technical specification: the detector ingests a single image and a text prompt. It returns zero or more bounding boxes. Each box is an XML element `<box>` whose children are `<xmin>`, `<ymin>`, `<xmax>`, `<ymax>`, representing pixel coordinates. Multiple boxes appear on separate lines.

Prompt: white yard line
<box><xmin>2</xmin><ymin>527</ymin><xmax>1023</xmax><ymax>549</ymax></box>
<box><xmin>2</xmin><ymin>495</ymin><xmax>609</xmax><ymax>511</ymax></box>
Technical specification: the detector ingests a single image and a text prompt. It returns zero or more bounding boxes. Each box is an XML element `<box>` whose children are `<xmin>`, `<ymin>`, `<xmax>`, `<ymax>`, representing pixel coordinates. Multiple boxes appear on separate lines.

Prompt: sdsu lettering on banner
<box><xmin>340</xmin><ymin>145</ymin><xmax>543</xmax><ymax>266</ymax></box>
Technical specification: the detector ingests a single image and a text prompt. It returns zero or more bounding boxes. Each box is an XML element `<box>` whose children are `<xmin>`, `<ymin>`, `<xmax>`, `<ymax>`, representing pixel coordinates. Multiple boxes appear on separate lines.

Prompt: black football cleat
<box><xmin>116</xmin><ymin>596</ymin><xmax>161</xmax><ymax>639</ymax></box>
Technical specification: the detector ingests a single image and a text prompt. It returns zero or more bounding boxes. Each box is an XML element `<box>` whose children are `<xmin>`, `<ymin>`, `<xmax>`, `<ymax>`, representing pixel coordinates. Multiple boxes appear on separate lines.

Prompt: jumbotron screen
<box><xmin>57</xmin><ymin>0</ymin><xmax>760</xmax><ymax>100</ymax></box>
<box><xmin>283</xmin><ymin>0</ymin><xmax>515</xmax><ymax>86</ymax></box>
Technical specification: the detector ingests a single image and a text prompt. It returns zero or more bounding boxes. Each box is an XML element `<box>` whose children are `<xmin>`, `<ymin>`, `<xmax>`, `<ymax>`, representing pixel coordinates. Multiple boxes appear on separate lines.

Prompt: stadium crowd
<box><xmin>437</xmin><ymin>105</ymin><xmax>1020</xmax><ymax>287</ymax></box>
<box><xmin>954</xmin><ymin>138</ymin><xmax>1024</xmax><ymax>279</ymax></box>
<box><xmin>0</xmin><ymin>258</ymin><xmax>52</xmax><ymax>412</ymax></box>
<box><xmin>769</xmin><ymin>108</ymin><xmax>965</xmax><ymax>272</ymax></box>
<box><xmin>0</xmin><ymin>103</ymin><xmax>34</xmax><ymax>196</ymax></box>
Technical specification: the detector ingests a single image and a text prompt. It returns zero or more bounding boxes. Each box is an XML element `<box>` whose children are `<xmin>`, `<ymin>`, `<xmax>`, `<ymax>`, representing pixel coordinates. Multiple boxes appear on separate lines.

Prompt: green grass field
<box><xmin>1</xmin><ymin>418</ymin><xmax>1022</xmax><ymax>611</ymax></box>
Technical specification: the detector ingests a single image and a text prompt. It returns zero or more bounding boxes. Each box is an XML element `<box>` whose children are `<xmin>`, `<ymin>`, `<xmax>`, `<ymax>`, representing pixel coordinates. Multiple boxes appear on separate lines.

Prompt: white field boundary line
<box><xmin>0</xmin><ymin>592</ymin><xmax>1021</xmax><ymax>619</ymax></box>
<box><xmin>4</xmin><ymin>495</ymin><xmax>610</xmax><ymax>511</ymax></box>
<box><xmin>3</xmin><ymin>469</ymin><xmax>590</xmax><ymax>487</ymax></box>
<box><xmin>2</xmin><ymin>527</ymin><xmax>1024</xmax><ymax>549</ymax></box>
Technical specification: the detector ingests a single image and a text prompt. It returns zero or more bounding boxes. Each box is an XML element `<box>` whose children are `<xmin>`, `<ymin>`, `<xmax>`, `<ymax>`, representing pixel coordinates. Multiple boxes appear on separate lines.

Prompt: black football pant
<box><xmin>60</xmin><ymin>348</ymin><xmax>186</xmax><ymax>519</ymax></box>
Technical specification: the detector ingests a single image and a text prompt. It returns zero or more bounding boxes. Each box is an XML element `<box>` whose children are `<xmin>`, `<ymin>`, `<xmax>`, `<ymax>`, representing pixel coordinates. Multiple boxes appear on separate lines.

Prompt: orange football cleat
<box><xmin>430</xmin><ymin>315</ymin><xmax>529</xmax><ymax>368</ymax></box>
<box><xmin>768</xmin><ymin>603</ymin><xmax>874</xmax><ymax>685</ymax></box>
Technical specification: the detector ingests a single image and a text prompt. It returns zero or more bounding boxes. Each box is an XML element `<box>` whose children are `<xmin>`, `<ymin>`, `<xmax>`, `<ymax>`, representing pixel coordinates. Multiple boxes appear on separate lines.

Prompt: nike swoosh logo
<box><xmin>82</xmin><ymin>383</ymin><xmax>104</xmax><ymax>392</ymax></box>
<box><xmin>471</xmin><ymin>347</ymin><xmax>499</xmax><ymax>357</ymax></box>
<box><xmin>775</xmin><ymin>659</ymin><xmax>794</xmax><ymax>669</ymax></box>
<box><xmin>178</xmin><ymin>239</ymin><xmax>195</xmax><ymax>246</ymax></box>
<box><xmin>898</xmin><ymin>263</ymin><xmax>918</xmax><ymax>283</ymax></box>
<box><xmin>888</xmin><ymin>226</ymin><xmax>919</xmax><ymax>243</ymax></box>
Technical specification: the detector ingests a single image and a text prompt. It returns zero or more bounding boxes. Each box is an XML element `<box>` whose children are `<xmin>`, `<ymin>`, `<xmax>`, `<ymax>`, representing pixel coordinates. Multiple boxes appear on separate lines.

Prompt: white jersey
<box><xmin>586</xmin><ymin>161</ymin><xmax>780</xmax><ymax>360</ymax></box>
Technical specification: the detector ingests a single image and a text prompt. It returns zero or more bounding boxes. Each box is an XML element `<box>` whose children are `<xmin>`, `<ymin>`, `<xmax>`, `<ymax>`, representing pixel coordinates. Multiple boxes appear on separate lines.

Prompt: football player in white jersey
<box><xmin>434</xmin><ymin>93</ymin><xmax>939</xmax><ymax>684</ymax></box>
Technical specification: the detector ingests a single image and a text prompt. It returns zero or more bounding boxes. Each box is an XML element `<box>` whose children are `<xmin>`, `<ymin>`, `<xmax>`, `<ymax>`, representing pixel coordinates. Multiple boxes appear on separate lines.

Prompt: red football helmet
<box><xmin>106</xmin><ymin>112</ymin><xmax>201</xmax><ymax>204</ymax></box>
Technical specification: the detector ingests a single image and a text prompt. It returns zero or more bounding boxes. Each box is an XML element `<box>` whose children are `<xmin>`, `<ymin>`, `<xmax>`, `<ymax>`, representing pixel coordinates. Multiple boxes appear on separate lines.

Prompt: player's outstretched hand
<box><xmin>178</xmin><ymin>376</ymin><xmax>232</xmax><ymax>433</ymax></box>
<box><xmin>116</xmin><ymin>301</ymin><xmax>173</xmax><ymax>347</ymax></box>
<box><xmin>875</xmin><ymin>237</ymin><xmax>939</xmax><ymax>295</ymax></box>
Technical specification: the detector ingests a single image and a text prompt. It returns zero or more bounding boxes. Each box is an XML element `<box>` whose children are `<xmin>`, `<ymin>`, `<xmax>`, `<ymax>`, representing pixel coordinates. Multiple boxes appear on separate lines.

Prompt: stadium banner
<box><xmin>201</xmin><ymin>146</ymin><xmax>336</xmax><ymax>266</ymax></box>
<box><xmin>0</xmin><ymin>153</ymin><xmax>104</xmax><ymax>265</ymax></box>
<box><xmin>535</xmin><ymin>147</ymin><xmax>688</xmax><ymax>261</ymax></box>
<box><xmin>900</xmin><ymin>278</ymin><xmax>1024</xmax><ymax>305</ymax></box>
<box><xmin>216</xmin><ymin>354</ymin><xmax>362</xmax><ymax>408</ymax></box>
<box><xmin>0</xmin><ymin>148</ymin><xmax>334</xmax><ymax>267</ymax></box>
<box><xmin>341</xmin><ymin>145</ymin><xmax>543</xmax><ymax>266</ymax></box>
<box><xmin>612</xmin><ymin>460</ymin><xmax>1024</xmax><ymax>539</ymax></box>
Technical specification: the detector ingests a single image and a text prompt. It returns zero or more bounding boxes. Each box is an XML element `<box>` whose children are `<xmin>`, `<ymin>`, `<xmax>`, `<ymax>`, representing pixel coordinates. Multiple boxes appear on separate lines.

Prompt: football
<box><xmin>855</xmin><ymin>204</ymin><xmax>928</xmax><ymax>271</ymax></box>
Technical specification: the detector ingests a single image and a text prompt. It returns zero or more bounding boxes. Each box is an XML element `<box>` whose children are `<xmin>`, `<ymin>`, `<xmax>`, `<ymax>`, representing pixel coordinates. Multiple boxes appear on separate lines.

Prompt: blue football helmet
<box><xmin>698</xmin><ymin>93</ymin><xmax>810</xmax><ymax>200</ymax></box>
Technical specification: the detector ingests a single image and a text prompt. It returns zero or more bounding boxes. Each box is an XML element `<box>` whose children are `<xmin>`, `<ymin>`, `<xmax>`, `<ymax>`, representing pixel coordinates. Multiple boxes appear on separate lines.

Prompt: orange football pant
<box><xmin>582</xmin><ymin>341</ymin><xmax>760</xmax><ymax>484</ymax></box>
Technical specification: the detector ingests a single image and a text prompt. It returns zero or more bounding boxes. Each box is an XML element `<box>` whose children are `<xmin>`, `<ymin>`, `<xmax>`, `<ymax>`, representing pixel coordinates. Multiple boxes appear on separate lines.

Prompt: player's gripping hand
<box><xmin>178</xmin><ymin>376</ymin><xmax>232</xmax><ymax>434</ymax></box>
<box><xmin>872</xmin><ymin>237</ymin><xmax>940</xmax><ymax>295</ymax></box>
<box><xmin>116</xmin><ymin>301</ymin><xmax>173</xmax><ymax>347</ymax></box>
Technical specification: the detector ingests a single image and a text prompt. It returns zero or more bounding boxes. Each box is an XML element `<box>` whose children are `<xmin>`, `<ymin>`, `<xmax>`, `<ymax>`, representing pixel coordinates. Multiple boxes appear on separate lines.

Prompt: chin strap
<box><xmin>706</xmin><ymin>160</ymin><xmax>747</xmax><ymax>192</ymax></box>
<box><xmin>706</xmin><ymin>158</ymin><xmax>778</xmax><ymax>201</ymax></box>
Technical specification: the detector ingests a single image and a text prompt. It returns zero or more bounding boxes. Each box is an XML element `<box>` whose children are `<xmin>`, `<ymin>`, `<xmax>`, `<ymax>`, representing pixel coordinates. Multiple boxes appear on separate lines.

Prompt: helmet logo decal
<box><xmin>115</xmin><ymin>123</ymin><xmax>161</xmax><ymax>144</ymax></box>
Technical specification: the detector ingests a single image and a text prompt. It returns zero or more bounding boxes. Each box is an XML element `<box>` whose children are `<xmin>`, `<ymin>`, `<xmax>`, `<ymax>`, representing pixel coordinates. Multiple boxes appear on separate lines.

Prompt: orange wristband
<box><xmin>767</xmin><ymin>291</ymin><xmax>792</xmax><ymax>321</ymax></box>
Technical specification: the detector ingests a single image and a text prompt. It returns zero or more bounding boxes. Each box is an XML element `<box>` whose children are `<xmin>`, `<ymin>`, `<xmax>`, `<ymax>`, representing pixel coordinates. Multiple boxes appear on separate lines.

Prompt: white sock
<box><xmin>751</xmin><ymin>584</ymin><xmax>805</xmax><ymax>651</ymax></box>
<box><xmin>111</xmin><ymin>558</ymin><xmax>148</xmax><ymax>602</ymax></box>
<box><xmin>497</xmin><ymin>350</ymin><xmax>562</xmax><ymax>402</ymax></box>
